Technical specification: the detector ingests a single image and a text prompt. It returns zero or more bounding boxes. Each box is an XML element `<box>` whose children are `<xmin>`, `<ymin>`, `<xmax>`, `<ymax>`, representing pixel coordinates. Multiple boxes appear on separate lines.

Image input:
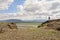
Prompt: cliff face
<box><xmin>38</xmin><ymin>19</ymin><xmax>60</xmax><ymax>31</ymax></box>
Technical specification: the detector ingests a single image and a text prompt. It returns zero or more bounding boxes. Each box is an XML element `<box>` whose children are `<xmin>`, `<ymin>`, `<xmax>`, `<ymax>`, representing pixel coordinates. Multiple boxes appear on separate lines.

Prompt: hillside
<box><xmin>0</xmin><ymin>19</ymin><xmax>60</xmax><ymax>40</ymax></box>
<box><xmin>38</xmin><ymin>19</ymin><xmax>60</xmax><ymax>31</ymax></box>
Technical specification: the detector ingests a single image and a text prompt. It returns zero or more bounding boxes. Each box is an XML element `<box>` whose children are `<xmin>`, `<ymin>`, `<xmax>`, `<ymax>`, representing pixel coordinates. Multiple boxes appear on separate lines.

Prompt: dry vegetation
<box><xmin>38</xmin><ymin>19</ymin><xmax>60</xmax><ymax>31</ymax></box>
<box><xmin>0</xmin><ymin>27</ymin><xmax>60</xmax><ymax>40</ymax></box>
<box><xmin>0</xmin><ymin>20</ymin><xmax>60</xmax><ymax>40</ymax></box>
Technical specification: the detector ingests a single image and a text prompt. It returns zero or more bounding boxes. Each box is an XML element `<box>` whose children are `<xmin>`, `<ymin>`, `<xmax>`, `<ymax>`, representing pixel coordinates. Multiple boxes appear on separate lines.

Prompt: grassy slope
<box><xmin>0</xmin><ymin>27</ymin><xmax>60</xmax><ymax>40</ymax></box>
<box><xmin>0</xmin><ymin>22</ymin><xmax>60</xmax><ymax>40</ymax></box>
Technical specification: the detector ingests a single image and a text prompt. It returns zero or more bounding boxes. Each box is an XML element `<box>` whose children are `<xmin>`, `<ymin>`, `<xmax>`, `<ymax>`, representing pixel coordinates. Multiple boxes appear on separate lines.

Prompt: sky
<box><xmin>0</xmin><ymin>0</ymin><xmax>25</xmax><ymax>13</ymax></box>
<box><xmin>0</xmin><ymin>0</ymin><xmax>60</xmax><ymax>20</ymax></box>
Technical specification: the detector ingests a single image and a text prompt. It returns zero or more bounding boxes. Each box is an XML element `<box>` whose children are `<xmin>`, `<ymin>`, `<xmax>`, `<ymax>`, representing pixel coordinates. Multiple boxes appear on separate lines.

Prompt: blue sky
<box><xmin>0</xmin><ymin>0</ymin><xmax>25</xmax><ymax>13</ymax></box>
<box><xmin>0</xmin><ymin>0</ymin><xmax>60</xmax><ymax>20</ymax></box>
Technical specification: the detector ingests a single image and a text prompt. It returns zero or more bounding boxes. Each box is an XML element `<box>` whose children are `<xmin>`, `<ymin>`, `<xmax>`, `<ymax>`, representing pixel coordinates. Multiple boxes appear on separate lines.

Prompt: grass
<box><xmin>0</xmin><ymin>22</ymin><xmax>60</xmax><ymax>40</ymax></box>
<box><xmin>0</xmin><ymin>27</ymin><xmax>60</xmax><ymax>40</ymax></box>
<box><xmin>16</xmin><ymin>22</ymin><xmax>41</xmax><ymax>25</ymax></box>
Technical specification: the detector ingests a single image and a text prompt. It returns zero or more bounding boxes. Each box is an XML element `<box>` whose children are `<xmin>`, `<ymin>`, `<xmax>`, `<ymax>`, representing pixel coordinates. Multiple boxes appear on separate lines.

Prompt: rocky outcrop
<box><xmin>7</xmin><ymin>22</ymin><xmax>17</xmax><ymax>29</ymax></box>
<box><xmin>0</xmin><ymin>22</ymin><xmax>17</xmax><ymax>33</ymax></box>
<box><xmin>38</xmin><ymin>19</ymin><xmax>60</xmax><ymax>31</ymax></box>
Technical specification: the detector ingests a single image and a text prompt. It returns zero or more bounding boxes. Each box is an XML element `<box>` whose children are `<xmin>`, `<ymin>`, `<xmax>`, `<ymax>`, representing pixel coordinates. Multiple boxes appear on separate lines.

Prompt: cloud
<box><xmin>16</xmin><ymin>0</ymin><xmax>60</xmax><ymax>20</ymax></box>
<box><xmin>0</xmin><ymin>0</ymin><xmax>14</xmax><ymax>10</ymax></box>
<box><xmin>0</xmin><ymin>0</ymin><xmax>60</xmax><ymax>20</ymax></box>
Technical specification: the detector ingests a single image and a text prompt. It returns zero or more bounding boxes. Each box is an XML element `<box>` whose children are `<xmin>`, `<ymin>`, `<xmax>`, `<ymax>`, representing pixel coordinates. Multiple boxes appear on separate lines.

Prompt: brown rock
<box><xmin>38</xmin><ymin>19</ymin><xmax>60</xmax><ymax>31</ymax></box>
<box><xmin>7</xmin><ymin>22</ymin><xmax>17</xmax><ymax>29</ymax></box>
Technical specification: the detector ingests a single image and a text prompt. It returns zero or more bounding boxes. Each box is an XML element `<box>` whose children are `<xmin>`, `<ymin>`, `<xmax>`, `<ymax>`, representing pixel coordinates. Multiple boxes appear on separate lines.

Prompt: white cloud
<box><xmin>0</xmin><ymin>0</ymin><xmax>14</xmax><ymax>10</ymax></box>
<box><xmin>16</xmin><ymin>0</ymin><xmax>60</xmax><ymax>20</ymax></box>
<box><xmin>0</xmin><ymin>0</ymin><xmax>60</xmax><ymax>20</ymax></box>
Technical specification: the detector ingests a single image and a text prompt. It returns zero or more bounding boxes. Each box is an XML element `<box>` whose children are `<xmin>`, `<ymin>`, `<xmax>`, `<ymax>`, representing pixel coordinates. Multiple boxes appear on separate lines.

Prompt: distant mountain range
<box><xmin>0</xmin><ymin>19</ymin><xmax>47</xmax><ymax>22</ymax></box>
<box><xmin>0</xmin><ymin>19</ymin><xmax>24</xmax><ymax>22</ymax></box>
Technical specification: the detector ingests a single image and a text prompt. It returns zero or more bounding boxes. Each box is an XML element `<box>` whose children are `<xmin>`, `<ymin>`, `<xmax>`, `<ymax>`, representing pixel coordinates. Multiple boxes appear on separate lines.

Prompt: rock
<box><xmin>7</xmin><ymin>22</ymin><xmax>17</xmax><ymax>29</ymax></box>
<box><xmin>38</xmin><ymin>19</ymin><xmax>60</xmax><ymax>31</ymax></box>
<box><xmin>0</xmin><ymin>22</ymin><xmax>17</xmax><ymax>33</ymax></box>
<box><xmin>56</xmin><ymin>27</ymin><xmax>60</xmax><ymax>31</ymax></box>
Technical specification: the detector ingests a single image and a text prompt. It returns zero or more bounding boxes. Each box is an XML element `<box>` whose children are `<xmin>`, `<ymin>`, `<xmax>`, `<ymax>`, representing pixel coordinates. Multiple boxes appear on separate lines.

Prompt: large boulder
<box><xmin>0</xmin><ymin>22</ymin><xmax>17</xmax><ymax>33</ymax></box>
<box><xmin>7</xmin><ymin>22</ymin><xmax>17</xmax><ymax>29</ymax></box>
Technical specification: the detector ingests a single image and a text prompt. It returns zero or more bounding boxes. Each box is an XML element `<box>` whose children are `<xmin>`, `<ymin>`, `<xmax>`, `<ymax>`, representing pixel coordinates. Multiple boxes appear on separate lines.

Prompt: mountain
<box><xmin>0</xmin><ymin>19</ymin><xmax>24</xmax><ymax>22</ymax></box>
<box><xmin>22</xmin><ymin>19</ymin><xmax>47</xmax><ymax>23</ymax></box>
<box><xmin>0</xmin><ymin>19</ymin><xmax>47</xmax><ymax>22</ymax></box>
